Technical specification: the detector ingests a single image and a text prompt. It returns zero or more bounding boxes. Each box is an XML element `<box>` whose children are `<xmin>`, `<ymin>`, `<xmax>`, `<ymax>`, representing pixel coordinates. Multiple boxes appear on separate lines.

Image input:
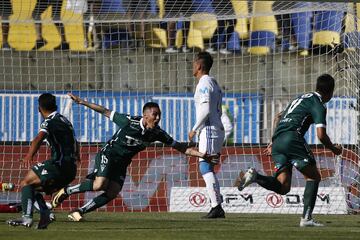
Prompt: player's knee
<box><xmin>92</xmin><ymin>180</ymin><xmax>108</xmax><ymax>191</ymax></box>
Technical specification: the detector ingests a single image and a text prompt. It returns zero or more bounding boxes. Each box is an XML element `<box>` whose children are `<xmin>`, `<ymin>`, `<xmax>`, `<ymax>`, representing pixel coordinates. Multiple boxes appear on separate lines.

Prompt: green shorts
<box><xmin>272</xmin><ymin>131</ymin><xmax>316</xmax><ymax>177</ymax></box>
<box><xmin>89</xmin><ymin>152</ymin><xmax>128</xmax><ymax>186</ymax></box>
<box><xmin>32</xmin><ymin>160</ymin><xmax>76</xmax><ymax>194</ymax></box>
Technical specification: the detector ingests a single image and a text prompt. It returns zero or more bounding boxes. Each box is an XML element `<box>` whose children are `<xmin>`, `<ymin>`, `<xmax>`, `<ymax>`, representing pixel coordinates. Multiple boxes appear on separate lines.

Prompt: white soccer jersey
<box><xmin>193</xmin><ymin>75</ymin><xmax>224</xmax><ymax>147</ymax></box>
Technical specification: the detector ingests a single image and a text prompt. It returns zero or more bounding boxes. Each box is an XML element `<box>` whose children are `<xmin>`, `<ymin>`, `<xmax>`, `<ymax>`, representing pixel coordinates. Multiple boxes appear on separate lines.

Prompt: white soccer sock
<box><xmin>202</xmin><ymin>172</ymin><xmax>223</xmax><ymax>208</ymax></box>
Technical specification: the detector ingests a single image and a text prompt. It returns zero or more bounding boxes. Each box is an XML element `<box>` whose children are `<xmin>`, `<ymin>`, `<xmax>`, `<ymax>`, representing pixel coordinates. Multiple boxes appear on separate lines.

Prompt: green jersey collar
<box><xmin>140</xmin><ymin>118</ymin><xmax>146</xmax><ymax>134</ymax></box>
<box><xmin>314</xmin><ymin>92</ymin><xmax>323</xmax><ymax>102</ymax></box>
<box><xmin>47</xmin><ymin>111</ymin><xmax>58</xmax><ymax>119</ymax></box>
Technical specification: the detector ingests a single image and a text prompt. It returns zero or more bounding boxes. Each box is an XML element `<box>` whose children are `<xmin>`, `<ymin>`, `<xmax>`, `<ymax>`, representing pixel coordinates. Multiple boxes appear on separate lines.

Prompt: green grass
<box><xmin>1</xmin><ymin>212</ymin><xmax>359</xmax><ymax>240</ymax></box>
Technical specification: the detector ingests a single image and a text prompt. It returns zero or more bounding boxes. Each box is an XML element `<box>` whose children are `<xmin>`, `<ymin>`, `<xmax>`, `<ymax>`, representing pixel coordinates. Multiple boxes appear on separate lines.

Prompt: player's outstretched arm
<box><xmin>172</xmin><ymin>142</ymin><xmax>219</xmax><ymax>163</ymax></box>
<box><xmin>316</xmin><ymin>127</ymin><xmax>342</xmax><ymax>155</ymax></box>
<box><xmin>68</xmin><ymin>93</ymin><xmax>111</xmax><ymax>118</ymax></box>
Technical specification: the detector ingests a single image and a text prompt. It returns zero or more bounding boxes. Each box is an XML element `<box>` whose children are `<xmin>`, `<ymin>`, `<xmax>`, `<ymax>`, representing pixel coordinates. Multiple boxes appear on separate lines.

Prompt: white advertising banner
<box><xmin>170</xmin><ymin>187</ymin><xmax>348</xmax><ymax>214</ymax></box>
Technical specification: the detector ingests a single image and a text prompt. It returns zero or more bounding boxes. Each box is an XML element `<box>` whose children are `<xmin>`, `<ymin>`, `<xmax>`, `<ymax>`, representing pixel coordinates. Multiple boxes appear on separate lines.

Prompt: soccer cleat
<box><xmin>51</xmin><ymin>188</ymin><xmax>69</xmax><ymax>208</ymax></box>
<box><xmin>36</xmin><ymin>210</ymin><xmax>52</xmax><ymax>229</ymax></box>
<box><xmin>7</xmin><ymin>217</ymin><xmax>33</xmax><ymax>228</ymax></box>
<box><xmin>238</xmin><ymin>168</ymin><xmax>257</xmax><ymax>191</ymax></box>
<box><xmin>68</xmin><ymin>209</ymin><xmax>83</xmax><ymax>222</ymax></box>
<box><xmin>300</xmin><ymin>218</ymin><xmax>324</xmax><ymax>227</ymax></box>
<box><xmin>201</xmin><ymin>205</ymin><xmax>225</xmax><ymax>219</ymax></box>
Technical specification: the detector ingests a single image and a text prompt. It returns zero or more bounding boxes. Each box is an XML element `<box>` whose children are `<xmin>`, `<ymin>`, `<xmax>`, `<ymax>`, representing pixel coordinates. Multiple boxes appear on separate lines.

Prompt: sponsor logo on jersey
<box><xmin>41</xmin><ymin>169</ymin><xmax>48</xmax><ymax>175</ymax></box>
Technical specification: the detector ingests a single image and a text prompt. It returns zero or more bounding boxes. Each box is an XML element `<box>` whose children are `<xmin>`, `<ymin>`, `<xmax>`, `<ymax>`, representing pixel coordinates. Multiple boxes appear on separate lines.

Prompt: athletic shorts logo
<box><xmin>189</xmin><ymin>192</ymin><xmax>207</xmax><ymax>207</ymax></box>
<box><xmin>266</xmin><ymin>193</ymin><xmax>284</xmax><ymax>208</ymax></box>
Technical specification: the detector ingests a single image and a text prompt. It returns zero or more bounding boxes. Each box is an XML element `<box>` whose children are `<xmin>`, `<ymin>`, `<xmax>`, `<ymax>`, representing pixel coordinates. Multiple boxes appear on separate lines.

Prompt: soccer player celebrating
<box><xmin>52</xmin><ymin>93</ymin><xmax>216</xmax><ymax>221</ymax></box>
<box><xmin>189</xmin><ymin>52</ymin><xmax>225</xmax><ymax>218</ymax></box>
<box><xmin>238</xmin><ymin>74</ymin><xmax>342</xmax><ymax>227</ymax></box>
<box><xmin>7</xmin><ymin>93</ymin><xmax>79</xmax><ymax>229</ymax></box>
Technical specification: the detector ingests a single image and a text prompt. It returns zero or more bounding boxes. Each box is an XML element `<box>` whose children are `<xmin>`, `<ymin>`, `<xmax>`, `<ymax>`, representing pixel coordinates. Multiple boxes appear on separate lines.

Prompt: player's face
<box><xmin>143</xmin><ymin>107</ymin><xmax>161</xmax><ymax>129</ymax></box>
<box><xmin>192</xmin><ymin>60</ymin><xmax>200</xmax><ymax>77</ymax></box>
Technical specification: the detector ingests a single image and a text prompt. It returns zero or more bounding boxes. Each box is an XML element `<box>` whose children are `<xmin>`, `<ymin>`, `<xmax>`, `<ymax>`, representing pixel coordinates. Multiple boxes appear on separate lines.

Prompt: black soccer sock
<box><xmin>79</xmin><ymin>193</ymin><xmax>113</xmax><ymax>214</ymax></box>
<box><xmin>66</xmin><ymin>180</ymin><xmax>94</xmax><ymax>195</ymax></box>
<box><xmin>302</xmin><ymin>180</ymin><xmax>319</xmax><ymax>219</ymax></box>
<box><xmin>255</xmin><ymin>174</ymin><xmax>282</xmax><ymax>194</ymax></box>
<box><xmin>34</xmin><ymin>192</ymin><xmax>48</xmax><ymax>214</ymax></box>
<box><xmin>21</xmin><ymin>185</ymin><xmax>35</xmax><ymax>218</ymax></box>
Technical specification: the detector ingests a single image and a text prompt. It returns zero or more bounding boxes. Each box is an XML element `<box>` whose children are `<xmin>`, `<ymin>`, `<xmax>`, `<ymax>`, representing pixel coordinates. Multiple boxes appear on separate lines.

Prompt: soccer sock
<box><xmin>255</xmin><ymin>174</ymin><xmax>282</xmax><ymax>194</ymax></box>
<box><xmin>302</xmin><ymin>180</ymin><xmax>319</xmax><ymax>219</ymax></box>
<box><xmin>203</xmin><ymin>172</ymin><xmax>223</xmax><ymax>208</ymax></box>
<box><xmin>66</xmin><ymin>180</ymin><xmax>94</xmax><ymax>195</ymax></box>
<box><xmin>34</xmin><ymin>192</ymin><xmax>49</xmax><ymax>214</ymax></box>
<box><xmin>79</xmin><ymin>193</ymin><xmax>113</xmax><ymax>214</ymax></box>
<box><xmin>21</xmin><ymin>185</ymin><xmax>34</xmax><ymax>218</ymax></box>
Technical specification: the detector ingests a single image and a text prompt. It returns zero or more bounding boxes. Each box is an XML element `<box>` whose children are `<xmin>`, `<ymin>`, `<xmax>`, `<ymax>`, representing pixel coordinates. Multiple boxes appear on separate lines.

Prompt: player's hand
<box><xmin>204</xmin><ymin>153</ymin><xmax>221</xmax><ymax>165</ymax></box>
<box><xmin>263</xmin><ymin>142</ymin><xmax>272</xmax><ymax>156</ymax></box>
<box><xmin>188</xmin><ymin>130</ymin><xmax>196</xmax><ymax>141</ymax></box>
<box><xmin>68</xmin><ymin>93</ymin><xmax>83</xmax><ymax>104</ymax></box>
<box><xmin>331</xmin><ymin>144</ymin><xmax>342</xmax><ymax>155</ymax></box>
<box><xmin>20</xmin><ymin>155</ymin><xmax>33</xmax><ymax>169</ymax></box>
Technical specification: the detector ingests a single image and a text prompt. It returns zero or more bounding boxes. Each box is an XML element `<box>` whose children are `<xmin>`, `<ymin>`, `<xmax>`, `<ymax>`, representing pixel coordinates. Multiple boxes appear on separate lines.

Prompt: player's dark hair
<box><xmin>38</xmin><ymin>93</ymin><xmax>57</xmax><ymax>112</ymax></box>
<box><xmin>195</xmin><ymin>52</ymin><xmax>213</xmax><ymax>73</ymax></box>
<box><xmin>143</xmin><ymin>102</ymin><xmax>160</xmax><ymax>113</ymax></box>
<box><xmin>316</xmin><ymin>74</ymin><xmax>335</xmax><ymax>94</ymax></box>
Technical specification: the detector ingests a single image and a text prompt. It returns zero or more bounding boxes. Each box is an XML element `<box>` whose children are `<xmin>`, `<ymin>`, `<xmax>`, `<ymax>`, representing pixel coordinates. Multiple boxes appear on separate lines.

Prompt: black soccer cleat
<box><xmin>201</xmin><ymin>205</ymin><xmax>225</xmax><ymax>219</ymax></box>
<box><xmin>7</xmin><ymin>217</ymin><xmax>33</xmax><ymax>228</ymax></box>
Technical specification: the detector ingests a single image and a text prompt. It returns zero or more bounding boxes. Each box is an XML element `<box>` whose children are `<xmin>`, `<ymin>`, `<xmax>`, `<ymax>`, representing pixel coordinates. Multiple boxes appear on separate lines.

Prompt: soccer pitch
<box><xmin>1</xmin><ymin>212</ymin><xmax>359</xmax><ymax>240</ymax></box>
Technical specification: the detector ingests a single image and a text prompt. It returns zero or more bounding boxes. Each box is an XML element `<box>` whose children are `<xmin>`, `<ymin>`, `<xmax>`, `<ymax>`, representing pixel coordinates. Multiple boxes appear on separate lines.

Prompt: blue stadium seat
<box><xmin>313</xmin><ymin>10</ymin><xmax>344</xmax><ymax>47</ymax></box>
<box><xmin>248</xmin><ymin>1</ymin><xmax>278</xmax><ymax>55</ymax></box>
<box><xmin>290</xmin><ymin>4</ymin><xmax>312</xmax><ymax>51</ymax></box>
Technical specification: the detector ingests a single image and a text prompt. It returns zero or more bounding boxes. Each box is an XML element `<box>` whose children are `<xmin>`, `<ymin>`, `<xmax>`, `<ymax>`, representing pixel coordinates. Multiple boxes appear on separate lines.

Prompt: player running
<box><xmin>238</xmin><ymin>74</ymin><xmax>342</xmax><ymax>227</ymax></box>
<box><xmin>189</xmin><ymin>52</ymin><xmax>225</xmax><ymax>218</ymax></box>
<box><xmin>51</xmin><ymin>93</ymin><xmax>217</xmax><ymax>221</ymax></box>
<box><xmin>7</xmin><ymin>93</ymin><xmax>79</xmax><ymax>229</ymax></box>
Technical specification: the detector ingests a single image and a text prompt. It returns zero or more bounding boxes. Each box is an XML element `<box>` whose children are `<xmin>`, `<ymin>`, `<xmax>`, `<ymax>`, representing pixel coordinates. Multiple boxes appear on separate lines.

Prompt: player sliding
<box><xmin>52</xmin><ymin>93</ymin><xmax>217</xmax><ymax>221</ymax></box>
<box><xmin>238</xmin><ymin>74</ymin><xmax>342</xmax><ymax>227</ymax></box>
<box><xmin>7</xmin><ymin>93</ymin><xmax>79</xmax><ymax>229</ymax></box>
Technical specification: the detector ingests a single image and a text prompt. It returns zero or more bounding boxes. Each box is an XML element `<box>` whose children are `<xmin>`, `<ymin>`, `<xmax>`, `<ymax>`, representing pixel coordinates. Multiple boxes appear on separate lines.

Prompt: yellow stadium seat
<box><xmin>145</xmin><ymin>25</ymin><xmax>168</xmax><ymax>48</ymax></box>
<box><xmin>0</xmin><ymin>20</ymin><xmax>3</xmax><ymax>47</ymax></box>
<box><xmin>61</xmin><ymin>0</ymin><xmax>86</xmax><ymax>51</ymax></box>
<box><xmin>231</xmin><ymin>0</ymin><xmax>249</xmax><ymax>39</ymax></box>
<box><xmin>249</xmin><ymin>1</ymin><xmax>277</xmax><ymax>34</ymax></box>
<box><xmin>248</xmin><ymin>1</ymin><xmax>277</xmax><ymax>55</ymax></box>
<box><xmin>8</xmin><ymin>0</ymin><xmax>37</xmax><ymax>50</ymax></box>
<box><xmin>356</xmin><ymin>3</ymin><xmax>360</xmax><ymax>31</ymax></box>
<box><xmin>187</xmin><ymin>13</ymin><xmax>218</xmax><ymax>50</ymax></box>
<box><xmin>313</xmin><ymin>31</ymin><xmax>340</xmax><ymax>47</ymax></box>
<box><xmin>39</xmin><ymin>6</ymin><xmax>61</xmax><ymax>51</ymax></box>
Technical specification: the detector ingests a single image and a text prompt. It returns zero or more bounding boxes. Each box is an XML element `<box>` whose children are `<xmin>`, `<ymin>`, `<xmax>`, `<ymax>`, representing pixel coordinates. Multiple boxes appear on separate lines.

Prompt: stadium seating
<box><xmin>8</xmin><ymin>0</ymin><xmax>37</xmax><ymax>50</ymax></box>
<box><xmin>313</xmin><ymin>10</ymin><xmax>344</xmax><ymax>48</ymax></box>
<box><xmin>290</xmin><ymin>2</ymin><xmax>312</xmax><ymax>56</ymax></box>
<box><xmin>61</xmin><ymin>0</ymin><xmax>87</xmax><ymax>51</ymax></box>
<box><xmin>248</xmin><ymin>1</ymin><xmax>278</xmax><ymax>55</ymax></box>
<box><xmin>187</xmin><ymin>13</ymin><xmax>218</xmax><ymax>50</ymax></box>
<box><xmin>39</xmin><ymin>6</ymin><xmax>62</xmax><ymax>50</ymax></box>
<box><xmin>343</xmin><ymin>3</ymin><xmax>360</xmax><ymax>50</ymax></box>
<box><xmin>231</xmin><ymin>0</ymin><xmax>249</xmax><ymax>40</ymax></box>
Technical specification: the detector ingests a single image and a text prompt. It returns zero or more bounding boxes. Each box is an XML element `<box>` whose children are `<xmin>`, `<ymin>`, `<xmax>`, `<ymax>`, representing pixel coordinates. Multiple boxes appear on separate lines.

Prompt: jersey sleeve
<box><xmin>156</xmin><ymin>128</ymin><xmax>176</xmax><ymax>146</ymax></box>
<box><xmin>310</xmin><ymin>99</ymin><xmax>327</xmax><ymax>128</ymax></box>
<box><xmin>39</xmin><ymin>119</ymin><xmax>51</xmax><ymax>135</ymax></box>
<box><xmin>110</xmin><ymin>111</ymin><xmax>129</xmax><ymax>126</ymax></box>
<box><xmin>196</xmin><ymin>82</ymin><xmax>211</xmax><ymax>104</ymax></box>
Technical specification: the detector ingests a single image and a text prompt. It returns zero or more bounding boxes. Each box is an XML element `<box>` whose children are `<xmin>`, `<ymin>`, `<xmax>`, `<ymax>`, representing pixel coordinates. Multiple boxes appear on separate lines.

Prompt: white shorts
<box><xmin>198</xmin><ymin>126</ymin><xmax>224</xmax><ymax>161</ymax></box>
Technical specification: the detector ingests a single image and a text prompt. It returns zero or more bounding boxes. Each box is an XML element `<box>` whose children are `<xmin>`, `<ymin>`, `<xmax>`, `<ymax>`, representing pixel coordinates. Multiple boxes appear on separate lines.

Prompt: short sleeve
<box><xmin>39</xmin><ymin>120</ymin><xmax>50</xmax><ymax>135</ymax></box>
<box><xmin>110</xmin><ymin>111</ymin><xmax>129</xmax><ymax>126</ymax></box>
<box><xmin>310</xmin><ymin>101</ymin><xmax>327</xmax><ymax>128</ymax></box>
